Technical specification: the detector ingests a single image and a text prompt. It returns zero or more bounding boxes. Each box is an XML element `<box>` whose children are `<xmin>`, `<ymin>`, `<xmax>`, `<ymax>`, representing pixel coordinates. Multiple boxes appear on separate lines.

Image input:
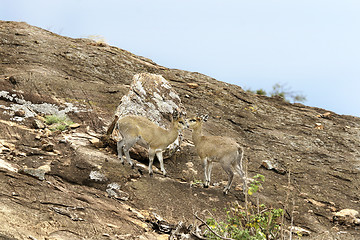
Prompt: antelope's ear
<box><xmin>201</xmin><ymin>114</ymin><xmax>209</xmax><ymax>122</ymax></box>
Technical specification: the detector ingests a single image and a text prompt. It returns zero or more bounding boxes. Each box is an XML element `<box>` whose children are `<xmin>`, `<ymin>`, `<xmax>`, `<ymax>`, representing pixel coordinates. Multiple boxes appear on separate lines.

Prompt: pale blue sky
<box><xmin>2</xmin><ymin>0</ymin><xmax>359</xmax><ymax>116</ymax></box>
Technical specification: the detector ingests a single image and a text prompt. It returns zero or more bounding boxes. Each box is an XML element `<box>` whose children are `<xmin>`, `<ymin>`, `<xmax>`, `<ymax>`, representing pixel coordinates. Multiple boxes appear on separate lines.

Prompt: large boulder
<box><xmin>108</xmin><ymin>73</ymin><xmax>186</xmax><ymax>161</ymax></box>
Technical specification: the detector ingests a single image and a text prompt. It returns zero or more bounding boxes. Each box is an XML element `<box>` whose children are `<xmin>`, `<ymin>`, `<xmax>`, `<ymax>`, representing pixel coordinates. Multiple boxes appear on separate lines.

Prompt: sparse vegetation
<box><xmin>256</xmin><ymin>89</ymin><xmax>267</xmax><ymax>96</ymax></box>
<box><xmin>204</xmin><ymin>175</ymin><xmax>284</xmax><ymax>240</ymax></box>
<box><xmin>247</xmin><ymin>83</ymin><xmax>306</xmax><ymax>103</ymax></box>
<box><xmin>248</xmin><ymin>174</ymin><xmax>265</xmax><ymax>196</ymax></box>
<box><xmin>191</xmin><ymin>179</ymin><xmax>203</xmax><ymax>187</ymax></box>
<box><xmin>45</xmin><ymin>114</ymin><xmax>74</xmax><ymax>131</ymax></box>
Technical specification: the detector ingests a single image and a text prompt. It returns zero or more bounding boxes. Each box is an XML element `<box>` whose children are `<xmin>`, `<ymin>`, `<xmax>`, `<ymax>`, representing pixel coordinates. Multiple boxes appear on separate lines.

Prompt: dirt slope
<box><xmin>0</xmin><ymin>21</ymin><xmax>359</xmax><ymax>239</ymax></box>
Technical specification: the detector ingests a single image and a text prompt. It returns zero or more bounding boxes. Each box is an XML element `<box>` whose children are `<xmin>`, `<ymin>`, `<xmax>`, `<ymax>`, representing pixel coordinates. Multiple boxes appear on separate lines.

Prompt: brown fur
<box><xmin>116</xmin><ymin>113</ymin><xmax>187</xmax><ymax>176</ymax></box>
<box><xmin>188</xmin><ymin>115</ymin><xmax>245</xmax><ymax>194</ymax></box>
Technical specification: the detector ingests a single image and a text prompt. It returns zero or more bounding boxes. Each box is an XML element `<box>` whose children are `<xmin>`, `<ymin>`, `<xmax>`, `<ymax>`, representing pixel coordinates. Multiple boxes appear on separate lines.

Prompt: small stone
<box><xmin>53</xmin><ymin>150</ymin><xmax>61</xmax><ymax>155</ymax></box>
<box><xmin>187</xmin><ymin>83</ymin><xmax>199</xmax><ymax>89</ymax></box>
<box><xmin>8</xmin><ymin>76</ymin><xmax>17</xmax><ymax>85</ymax></box>
<box><xmin>14</xmin><ymin>109</ymin><xmax>26</xmax><ymax>117</ymax></box>
<box><xmin>261</xmin><ymin>159</ymin><xmax>286</xmax><ymax>174</ymax></box>
<box><xmin>106</xmin><ymin>182</ymin><xmax>129</xmax><ymax>201</ymax></box>
<box><xmin>36</xmin><ymin>115</ymin><xmax>46</xmax><ymax>122</ymax></box>
<box><xmin>28</xmin><ymin>235</ymin><xmax>37</xmax><ymax>240</ymax></box>
<box><xmin>299</xmin><ymin>192</ymin><xmax>308</xmax><ymax>197</ymax></box>
<box><xmin>0</xmin><ymin>146</ymin><xmax>10</xmax><ymax>153</ymax></box>
<box><xmin>33</xmin><ymin>119</ymin><xmax>45</xmax><ymax>129</ymax></box>
<box><xmin>0</xmin><ymin>141</ymin><xmax>15</xmax><ymax>151</ymax></box>
<box><xmin>38</xmin><ymin>164</ymin><xmax>51</xmax><ymax>173</ymax></box>
<box><xmin>329</xmin><ymin>206</ymin><xmax>337</xmax><ymax>212</ymax></box>
<box><xmin>314</xmin><ymin>123</ymin><xmax>324</xmax><ymax>130</ymax></box>
<box><xmin>41</xmin><ymin>143</ymin><xmax>54</xmax><ymax>152</ymax></box>
<box><xmin>306</xmin><ymin>198</ymin><xmax>326</xmax><ymax>208</ymax></box>
<box><xmin>89</xmin><ymin>138</ymin><xmax>104</xmax><ymax>148</ymax></box>
<box><xmin>89</xmin><ymin>171</ymin><xmax>108</xmax><ymax>182</ymax></box>
<box><xmin>331</xmin><ymin>226</ymin><xmax>339</xmax><ymax>231</ymax></box>
<box><xmin>322</xmin><ymin>112</ymin><xmax>331</xmax><ymax>118</ymax></box>
<box><xmin>290</xmin><ymin>226</ymin><xmax>311</xmax><ymax>236</ymax></box>
<box><xmin>0</xmin><ymin>159</ymin><xmax>18</xmax><ymax>172</ymax></box>
<box><xmin>261</xmin><ymin>160</ymin><xmax>275</xmax><ymax>170</ymax></box>
<box><xmin>69</xmin><ymin>123</ymin><xmax>81</xmax><ymax>129</ymax></box>
<box><xmin>185</xmin><ymin>162</ymin><xmax>194</xmax><ymax>168</ymax></box>
<box><xmin>43</xmin><ymin>128</ymin><xmax>52</xmax><ymax>137</ymax></box>
<box><xmin>106</xmin><ymin>188</ymin><xmax>129</xmax><ymax>201</ymax></box>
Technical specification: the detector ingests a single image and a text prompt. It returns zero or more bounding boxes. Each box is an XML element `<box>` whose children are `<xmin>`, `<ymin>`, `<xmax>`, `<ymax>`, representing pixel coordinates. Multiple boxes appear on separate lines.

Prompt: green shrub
<box><xmin>255</xmin><ymin>89</ymin><xmax>267</xmax><ymax>96</ymax></box>
<box><xmin>45</xmin><ymin>115</ymin><xmax>66</xmax><ymax>125</ymax></box>
<box><xmin>45</xmin><ymin>114</ymin><xmax>74</xmax><ymax>131</ymax></box>
<box><xmin>204</xmin><ymin>175</ymin><xmax>284</xmax><ymax>240</ymax></box>
<box><xmin>205</xmin><ymin>205</ymin><xmax>283</xmax><ymax>240</ymax></box>
<box><xmin>247</xmin><ymin>83</ymin><xmax>306</xmax><ymax>103</ymax></box>
<box><xmin>269</xmin><ymin>83</ymin><xmax>306</xmax><ymax>103</ymax></box>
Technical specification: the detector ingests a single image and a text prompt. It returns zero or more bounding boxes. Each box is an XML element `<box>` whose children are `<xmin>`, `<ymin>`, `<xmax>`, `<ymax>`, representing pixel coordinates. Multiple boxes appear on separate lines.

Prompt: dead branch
<box><xmin>193</xmin><ymin>212</ymin><xmax>235</xmax><ymax>240</ymax></box>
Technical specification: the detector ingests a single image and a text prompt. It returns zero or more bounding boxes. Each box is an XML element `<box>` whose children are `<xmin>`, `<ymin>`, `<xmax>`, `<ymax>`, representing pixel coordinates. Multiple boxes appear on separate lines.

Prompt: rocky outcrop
<box><xmin>115</xmin><ymin>73</ymin><xmax>185</xmax><ymax>123</ymax></box>
<box><xmin>108</xmin><ymin>73</ymin><xmax>186</xmax><ymax>160</ymax></box>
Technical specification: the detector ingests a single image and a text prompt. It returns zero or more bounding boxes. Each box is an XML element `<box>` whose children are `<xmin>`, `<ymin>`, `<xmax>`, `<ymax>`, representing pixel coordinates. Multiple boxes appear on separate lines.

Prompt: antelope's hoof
<box><xmin>149</xmin><ymin>172</ymin><xmax>154</xmax><ymax>177</ymax></box>
<box><xmin>130</xmin><ymin>164</ymin><xmax>135</xmax><ymax>169</ymax></box>
<box><xmin>203</xmin><ymin>184</ymin><xmax>209</xmax><ymax>188</ymax></box>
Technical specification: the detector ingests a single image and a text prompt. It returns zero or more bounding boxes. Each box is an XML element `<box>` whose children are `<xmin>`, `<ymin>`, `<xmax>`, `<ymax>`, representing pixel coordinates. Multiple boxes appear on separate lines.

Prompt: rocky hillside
<box><xmin>0</xmin><ymin>21</ymin><xmax>359</xmax><ymax>239</ymax></box>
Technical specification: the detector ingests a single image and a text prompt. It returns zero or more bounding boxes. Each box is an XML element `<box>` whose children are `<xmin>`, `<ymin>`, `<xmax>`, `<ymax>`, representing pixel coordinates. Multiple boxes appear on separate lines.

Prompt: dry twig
<box><xmin>193</xmin><ymin>212</ymin><xmax>235</xmax><ymax>240</ymax></box>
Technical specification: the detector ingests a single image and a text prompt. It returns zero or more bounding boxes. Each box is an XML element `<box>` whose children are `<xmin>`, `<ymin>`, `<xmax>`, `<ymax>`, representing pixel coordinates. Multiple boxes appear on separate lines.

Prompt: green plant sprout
<box><xmin>248</xmin><ymin>174</ymin><xmax>265</xmax><ymax>196</ymax></box>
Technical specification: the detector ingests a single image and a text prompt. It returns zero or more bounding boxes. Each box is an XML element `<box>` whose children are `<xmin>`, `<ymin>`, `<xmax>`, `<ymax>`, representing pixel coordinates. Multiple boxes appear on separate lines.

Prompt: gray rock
<box><xmin>106</xmin><ymin>182</ymin><xmax>129</xmax><ymax>201</ymax></box>
<box><xmin>333</xmin><ymin>209</ymin><xmax>360</xmax><ymax>225</ymax></box>
<box><xmin>89</xmin><ymin>170</ymin><xmax>108</xmax><ymax>182</ymax></box>
<box><xmin>261</xmin><ymin>159</ymin><xmax>286</xmax><ymax>175</ymax></box>
<box><xmin>112</xmin><ymin>73</ymin><xmax>186</xmax><ymax>159</ymax></box>
<box><xmin>19</xmin><ymin>164</ymin><xmax>51</xmax><ymax>180</ymax></box>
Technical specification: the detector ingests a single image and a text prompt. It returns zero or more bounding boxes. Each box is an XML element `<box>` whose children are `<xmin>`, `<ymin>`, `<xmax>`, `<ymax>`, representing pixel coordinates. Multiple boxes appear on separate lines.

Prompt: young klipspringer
<box><xmin>188</xmin><ymin>115</ymin><xmax>245</xmax><ymax>194</ymax></box>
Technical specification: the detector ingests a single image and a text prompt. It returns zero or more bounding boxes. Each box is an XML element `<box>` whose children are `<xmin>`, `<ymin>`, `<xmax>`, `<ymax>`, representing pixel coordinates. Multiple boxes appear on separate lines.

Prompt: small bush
<box><xmin>45</xmin><ymin>115</ymin><xmax>66</xmax><ymax>125</ymax></box>
<box><xmin>205</xmin><ymin>205</ymin><xmax>283</xmax><ymax>240</ymax></box>
<box><xmin>247</xmin><ymin>83</ymin><xmax>306</xmax><ymax>103</ymax></box>
<box><xmin>45</xmin><ymin>114</ymin><xmax>74</xmax><ymax>131</ymax></box>
<box><xmin>204</xmin><ymin>175</ymin><xmax>284</xmax><ymax>240</ymax></box>
<box><xmin>269</xmin><ymin>83</ymin><xmax>306</xmax><ymax>103</ymax></box>
<box><xmin>256</xmin><ymin>89</ymin><xmax>267</xmax><ymax>96</ymax></box>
